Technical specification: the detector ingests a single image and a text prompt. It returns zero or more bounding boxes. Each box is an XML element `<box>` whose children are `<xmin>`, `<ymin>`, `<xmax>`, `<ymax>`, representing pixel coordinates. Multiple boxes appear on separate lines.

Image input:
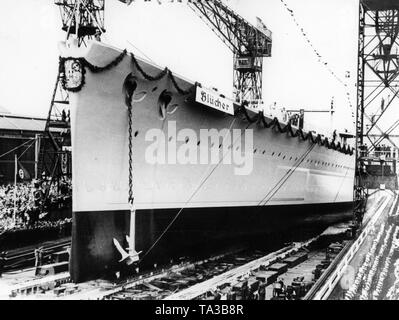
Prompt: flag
<box><xmin>256</xmin><ymin>17</ymin><xmax>272</xmax><ymax>39</ymax></box>
<box><xmin>16</xmin><ymin>160</ymin><xmax>31</xmax><ymax>182</ymax></box>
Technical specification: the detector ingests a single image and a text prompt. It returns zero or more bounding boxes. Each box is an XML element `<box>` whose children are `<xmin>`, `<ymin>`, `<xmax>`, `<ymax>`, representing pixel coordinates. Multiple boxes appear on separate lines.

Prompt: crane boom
<box><xmin>187</xmin><ymin>0</ymin><xmax>272</xmax><ymax>56</ymax></box>
<box><xmin>56</xmin><ymin>0</ymin><xmax>273</xmax><ymax>105</ymax></box>
<box><xmin>186</xmin><ymin>0</ymin><xmax>272</xmax><ymax>104</ymax></box>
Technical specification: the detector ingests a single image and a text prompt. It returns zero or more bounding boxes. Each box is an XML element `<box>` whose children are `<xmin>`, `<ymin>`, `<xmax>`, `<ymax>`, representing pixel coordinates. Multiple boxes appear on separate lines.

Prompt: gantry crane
<box><xmin>355</xmin><ymin>0</ymin><xmax>399</xmax><ymax>226</ymax></box>
<box><xmin>53</xmin><ymin>0</ymin><xmax>272</xmax><ymax>104</ymax></box>
<box><xmin>185</xmin><ymin>0</ymin><xmax>272</xmax><ymax>104</ymax></box>
<box><xmin>39</xmin><ymin>1</ymin><xmax>105</xmax><ymax>181</ymax></box>
<box><xmin>42</xmin><ymin>0</ymin><xmax>271</xmax><ymax>184</ymax></box>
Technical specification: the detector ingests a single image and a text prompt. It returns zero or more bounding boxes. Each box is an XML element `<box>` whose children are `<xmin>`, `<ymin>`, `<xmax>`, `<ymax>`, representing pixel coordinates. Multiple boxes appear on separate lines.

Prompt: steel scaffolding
<box><xmin>355</xmin><ymin>0</ymin><xmax>399</xmax><ymax>225</ymax></box>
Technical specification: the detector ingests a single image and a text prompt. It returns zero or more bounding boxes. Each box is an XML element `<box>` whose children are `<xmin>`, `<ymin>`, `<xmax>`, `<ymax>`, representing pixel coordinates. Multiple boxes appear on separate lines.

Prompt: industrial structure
<box><xmin>53</xmin><ymin>0</ymin><xmax>271</xmax><ymax>104</ymax></box>
<box><xmin>186</xmin><ymin>0</ymin><xmax>272</xmax><ymax>104</ymax></box>
<box><xmin>0</xmin><ymin>109</ymin><xmax>66</xmax><ymax>184</ymax></box>
<box><xmin>38</xmin><ymin>0</ymin><xmax>105</xmax><ymax>184</ymax></box>
<box><xmin>355</xmin><ymin>0</ymin><xmax>399</xmax><ymax>225</ymax></box>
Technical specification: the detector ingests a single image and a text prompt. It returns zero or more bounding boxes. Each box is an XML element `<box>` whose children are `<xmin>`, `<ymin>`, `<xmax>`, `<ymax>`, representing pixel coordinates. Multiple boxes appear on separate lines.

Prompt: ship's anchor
<box><xmin>113</xmin><ymin>236</ymin><xmax>142</xmax><ymax>266</ymax></box>
<box><xmin>112</xmin><ymin>73</ymin><xmax>142</xmax><ymax>267</ymax></box>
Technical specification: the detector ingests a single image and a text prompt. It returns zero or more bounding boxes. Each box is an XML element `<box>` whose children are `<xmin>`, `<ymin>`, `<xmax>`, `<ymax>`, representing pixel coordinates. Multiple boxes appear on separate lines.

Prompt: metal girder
<box><xmin>365</xmin><ymin>85</ymin><xmax>399</xmax><ymax>135</ymax></box>
<box><xmin>367</xmin><ymin>119</ymin><xmax>399</xmax><ymax>152</ymax></box>
<box><xmin>39</xmin><ymin>1</ymin><xmax>104</xmax><ymax>180</ymax></box>
<box><xmin>55</xmin><ymin>0</ymin><xmax>105</xmax><ymax>46</ymax></box>
<box><xmin>367</xmin><ymin>134</ymin><xmax>399</xmax><ymax>137</ymax></box>
<box><xmin>362</xmin><ymin>0</ymin><xmax>399</xmax><ymax>13</ymax></box>
<box><xmin>353</xmin><ymin>1</ymin><xmax>367</xmax><ymax>229</ymax></box>
<box><xmin>118</xmin><ymin>0</ymin><xmax>273</xmax><ymax>104</ymax></box>
<box><xmin>187</xmin><ymin>0</ymin><xmax>272</xmax><ymax>103</ymax></box>
<box><xmin>233</xmin><ymin>56</ymin><xmax>263</xmax><ymax>102</ymax></box>
<box><xmin>356</xmin><ymin>3</ymin><xmax>366</xmax><ymax>150</ymax></box>
<box><xmin>355</xmin><ymin>0</ymin><xmax>399</xmax><ymax>227</ymax></box>
<box><xmin>357</xmin><ymin>6</ymin><xmax>399</xmax><ymax>153</ymax></box>
<box><xmin>187</xmin><ymin>0</ymin><xmax>271</xmax><ymax>57</ymax></box>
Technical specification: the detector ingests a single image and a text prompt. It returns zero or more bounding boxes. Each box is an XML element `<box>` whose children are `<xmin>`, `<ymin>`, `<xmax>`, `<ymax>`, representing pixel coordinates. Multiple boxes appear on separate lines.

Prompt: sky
<box><xmin>0</xmin><ymin>0</ymin><xmax>363</xmax><ymax>134</ymax></box>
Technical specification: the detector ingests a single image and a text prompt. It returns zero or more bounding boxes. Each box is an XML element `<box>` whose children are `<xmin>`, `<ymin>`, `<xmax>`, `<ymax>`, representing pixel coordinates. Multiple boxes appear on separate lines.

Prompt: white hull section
<box><xmin>61</xmin><ymin>41</ymin><xmax>355</xmax><ymax>214</ymax></box>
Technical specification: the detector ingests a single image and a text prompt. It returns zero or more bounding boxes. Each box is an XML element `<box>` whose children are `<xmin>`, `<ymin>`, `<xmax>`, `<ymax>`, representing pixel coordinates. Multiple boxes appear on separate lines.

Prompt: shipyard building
<box><xmin>0</xmin><ymin>106</ymin><xmax>68</xmax><ymax>184</ymax></box>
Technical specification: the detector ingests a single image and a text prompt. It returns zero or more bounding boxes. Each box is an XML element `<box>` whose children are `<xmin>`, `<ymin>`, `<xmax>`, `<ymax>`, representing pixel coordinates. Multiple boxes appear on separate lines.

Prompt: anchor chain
<box><xmin>128</xmin><ymin>103</ymin><xmax>134</xmax><ymax>206</ymax></box>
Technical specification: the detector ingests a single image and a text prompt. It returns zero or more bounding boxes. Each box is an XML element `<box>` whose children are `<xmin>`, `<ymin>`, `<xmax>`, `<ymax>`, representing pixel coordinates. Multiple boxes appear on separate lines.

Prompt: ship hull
<box><xmin>61</xmin><ymin>41</ymin><xmax>355</xmax><ymax>282</ymax></box>
<box><xmin>70</xmin><ymin>202</ymin><xmax>352</xmax><ymax>281</ymax></box>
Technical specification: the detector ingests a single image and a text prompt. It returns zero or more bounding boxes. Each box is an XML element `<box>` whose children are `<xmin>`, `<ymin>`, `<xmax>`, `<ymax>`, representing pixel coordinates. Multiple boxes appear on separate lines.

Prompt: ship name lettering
<box><xmin>201</xmin><ymin>91</ymin><xmax>207</xmax><ymax>103</ymax></box>
<box><xmin>199</xmin><ymin>89</ymin><xmax>232</xmax><ymax>113</ymax></box>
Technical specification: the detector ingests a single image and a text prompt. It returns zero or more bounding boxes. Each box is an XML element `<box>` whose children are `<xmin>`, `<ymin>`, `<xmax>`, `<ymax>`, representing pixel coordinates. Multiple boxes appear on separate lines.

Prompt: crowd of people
<box><xmin>344</xmin><ymin>224</ymin><xmax>399</xmax><ymax>300</ymax></box>
<box><xmin>359</xmin><ymin>143</ymin><xmax>397</xmax><ymax>159</ymax></box>
<box><xmin>374</xmin><ymin>144</ymin><xmax>396</xmax><ymax>158</ymax></box>
<box><xmin>0</xmin><ymin>177</ymin><xmax>72</xmax><ymax>234</ymax></box>
<box><xmin>264</xmin><ymin>103</ymin><xmax>305</xmax><ymax>129</ymax></box>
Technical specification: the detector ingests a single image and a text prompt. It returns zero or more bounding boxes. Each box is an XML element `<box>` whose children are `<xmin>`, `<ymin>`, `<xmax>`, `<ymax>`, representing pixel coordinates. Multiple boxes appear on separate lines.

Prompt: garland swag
<box><xmin>129</xmin><ymin>53</ymin><xmax>193</xmax><ymax>95</ymax></box>
<box><xmin>59</xmin><ymin>49</ymin><xmax>193</xmax><ymax>95</ymax></box>
<box><xmin>58</xmin><ymin>48</ymin><xmax>352</xmax><ymax>156</ymax></box>
<box><xmin>238</xmin><ymin>105</ymin><xmax>354</xmax><ymax>156</ymax></box>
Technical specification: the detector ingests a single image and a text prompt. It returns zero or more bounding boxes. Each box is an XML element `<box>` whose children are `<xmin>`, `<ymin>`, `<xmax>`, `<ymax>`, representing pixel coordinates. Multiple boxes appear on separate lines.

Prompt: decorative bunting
<box><xmin>239</xmin><ymin>104</ymin><xmax>354</xmax><ymax>155</ymax></box>
<box><xmin>59</xmin><ymin>49</ymin><xmax>193</xmax><ymax>95</ymax></box>
<box><xmin>280</xmin><ymin>0</ymin><xmax>356</xmax><ymax>126</ymax></box>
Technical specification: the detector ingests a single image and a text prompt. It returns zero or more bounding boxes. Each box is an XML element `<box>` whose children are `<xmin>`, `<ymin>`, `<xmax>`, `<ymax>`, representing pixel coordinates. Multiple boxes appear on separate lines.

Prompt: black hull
<box><xmin>70</xmin><ymin>202</ymin><xmax>353</xmax><ymax>282</ymax></box>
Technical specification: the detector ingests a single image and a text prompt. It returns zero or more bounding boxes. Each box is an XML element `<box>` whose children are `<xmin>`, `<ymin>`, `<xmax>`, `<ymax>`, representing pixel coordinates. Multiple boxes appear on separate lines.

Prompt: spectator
<box><xmin>61</xmin><ymin>109</ymin><xmax>67</xmax><ymax>122</ymax></box>
<box><xmin>94</xmin><ymin>28</ymin><xmax>101</xmax><ymax>42</ymax></box>
<box><xmin>333</xmin><ymin>130</ymin><xmax>337</xmax><ymax>142</ymax></box>
<box><xmin>299</xmin><ymin>109</ymin><xmax>305</xmax><ymax>129</ymax></box>
<box><xmin>34</xmin><ymin>247</ymin><xmax>44</xmax><ymax>275</ymax></box>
